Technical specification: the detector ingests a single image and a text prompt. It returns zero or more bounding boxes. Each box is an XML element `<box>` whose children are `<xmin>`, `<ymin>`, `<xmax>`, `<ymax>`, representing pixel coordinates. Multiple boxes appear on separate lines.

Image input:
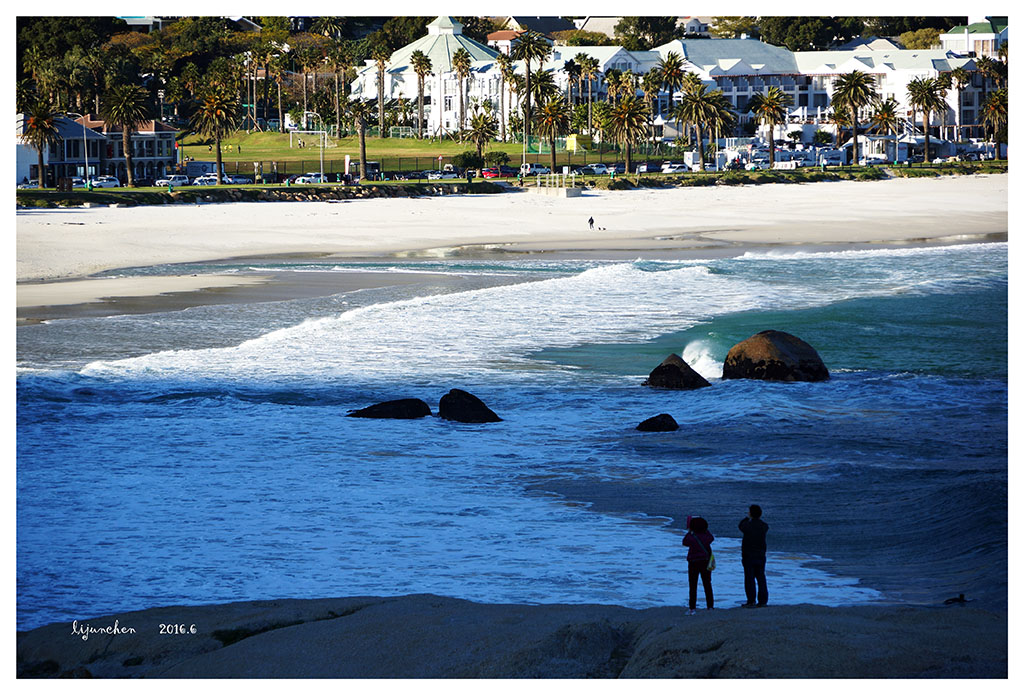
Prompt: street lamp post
<box><xmin>309</xmin><ymin>112</ymin><xmax>327</xmax><ymax>182</ymax></box>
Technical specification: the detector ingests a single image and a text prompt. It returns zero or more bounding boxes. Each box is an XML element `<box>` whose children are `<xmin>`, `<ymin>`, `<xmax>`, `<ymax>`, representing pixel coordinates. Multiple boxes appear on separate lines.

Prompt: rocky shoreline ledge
<box><xmin>17</xmin><ymin>594</ymin><xmax>1006</xmax><ymax>678</ymax></box>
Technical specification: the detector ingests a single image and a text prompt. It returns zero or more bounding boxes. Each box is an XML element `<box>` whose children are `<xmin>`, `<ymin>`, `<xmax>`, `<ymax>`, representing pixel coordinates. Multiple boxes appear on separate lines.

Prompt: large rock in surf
<box><xmin>636</xmin><ymin>413</ymin><xmax>679</xmax><ymax>432</ymax></box>
<box><xmin>347</xmin><ymin>398</ymin><xmax>432</xmax><ymax>419</ymax></box>
<box><xmin>642</xmin><ymin>354</ymin><xmax>711</xmax><ymax>390</ymax></box>
<box><xmin>438</xmin><ymin>389</ymin><xmax>502</xmax><ymax>423</ymax></box>
<box><xmin>722</xmin><ymin>330</ymin><xmax>829</xmax><ymax>382</ymax></box>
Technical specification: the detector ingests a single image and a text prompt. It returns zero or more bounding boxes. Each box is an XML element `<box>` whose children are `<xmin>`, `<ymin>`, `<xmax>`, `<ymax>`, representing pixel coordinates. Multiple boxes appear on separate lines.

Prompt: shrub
<box><xmin>483</xmin><ymin>151</ymin><xmax>510</xmax><ymax>166</ymax></box>
<box><xmin>451</xmin><ymin>150</ymin><xmax>484</xmax><ymax>169</ymax></box>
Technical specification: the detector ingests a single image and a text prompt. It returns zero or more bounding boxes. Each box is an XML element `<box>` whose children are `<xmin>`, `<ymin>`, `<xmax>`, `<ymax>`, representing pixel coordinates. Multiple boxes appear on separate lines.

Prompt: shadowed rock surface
<box><xmin>636</xmin><ymin>414</ymin><xmax>679</xmax><ymax>432</ymax></box>
<box><xmin>347</xmin><ymin>398</ymin><xmax>432</xmax><ymax>419</ymax></box>
<box><xmin>438</xmin><ymin>389</ymin><xmax>501</xmax><ymax>423</ymax></box>
<box><xmin>16</xmin><ymin>595</ymin><xmax>1005</xmax><ymax>678</ymax></box>
<box><xmin>722</xmin><ymin>331</ymin><xmax>829</xmax><ymax>382</ymax></box>
<box><xmin>643</xmin><ymin>354</ymin><xmax>712</xmax><ymax>390</ymax></box>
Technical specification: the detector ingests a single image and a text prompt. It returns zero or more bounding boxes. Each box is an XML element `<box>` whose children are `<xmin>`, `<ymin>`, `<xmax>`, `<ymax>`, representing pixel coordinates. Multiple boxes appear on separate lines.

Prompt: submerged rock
<box><xmin>438</xmin><ymin>389</ymin><xmax>502</xmax><ymax>423</ymax></box>
<box><xmin>722</xmin><ymin>330</ymin><xmax>829</xmax><ymax>382</ymax></box>
<box><xmin>636</xmin><ymin>414</ymin><xmax>679</xmax><ymax>432</ymax></box>
<box><xmin>347</xmin><ymin>398</ymin><xmax>432</xmax><ymax>419</ymax></box>
<box><xmin>642</xmin><ymin>354</ymin><xmax>711</xmax><ymax>390</ymax></box>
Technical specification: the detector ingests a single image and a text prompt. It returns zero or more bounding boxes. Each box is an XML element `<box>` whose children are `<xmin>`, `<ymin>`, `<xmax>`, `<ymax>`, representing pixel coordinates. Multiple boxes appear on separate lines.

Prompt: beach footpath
<box><xmin>17</xmin><ymin>594</ymin><xmax>1006</xmax><ymax>678</ymax></box>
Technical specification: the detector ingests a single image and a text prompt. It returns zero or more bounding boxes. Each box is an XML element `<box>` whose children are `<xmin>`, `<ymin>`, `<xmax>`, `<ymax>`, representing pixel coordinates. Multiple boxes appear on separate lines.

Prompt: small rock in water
<box><xmin>722</xmin><ymin>330</ymin><xmax>829</xmax><ymax>382</ymax></box>
<box><xmin>438</xmin><ymin>389</ymin><xmax>501</xmax><ymax>423</ymax></box>
<box><xmin>636</xmin><ymin>413</ymin><xmax>679</xmax><ymax>432</ymax></box>
<box><xmin>643</xmin><ymin>354</ymin><xmax>711</xmax><ymax>390</ymax></box>
<box><xmin>347</xmin><ymin>398</ymin><xmax>432</xmax><ymax>419</ymax></box>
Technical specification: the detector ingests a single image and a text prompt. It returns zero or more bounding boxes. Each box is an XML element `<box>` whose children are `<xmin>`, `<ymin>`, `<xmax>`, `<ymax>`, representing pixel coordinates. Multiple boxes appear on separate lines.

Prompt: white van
<box><xmin>520</xmin><ymin>163</ymin><xmax>552</xmax><ymax>175</ymax></box>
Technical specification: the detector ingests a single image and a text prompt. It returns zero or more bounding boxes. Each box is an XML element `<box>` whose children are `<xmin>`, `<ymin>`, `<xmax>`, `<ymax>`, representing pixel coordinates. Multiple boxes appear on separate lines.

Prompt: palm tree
<box><xmin>495</xmin><ymin>53</ymin><xmax>515</xmax><ymax>141</ymax></box>
<box><xmin>640</xmin><ymin>71</ymin><xmax>662</xmax><ymax>146</ymax></box>
<box><xmin>410</xmin><ymin>50</ymin><xmax>432</xmax><ymax>139</ymax></box>
<box><xmin>563</xmin><ymin>59</ymin><xmax>581</xmax><ymax>105</ymax></box>
<box><xmin>674</xmin><ymin>82</ymin><xmax>734</xmax><ymax>171</ymax></box>
<box><xmin>747</xmin><ymin>86</ymin><xmax>792</xmax><ymax>168</ymax></box>
<box><xmin>981</xmin><ymin>88</ymin><xmax>1007</xmax><ymax>158</ymax></box>
<box><xmin>21</xmin><ymin>98</ymin><xmax>60</xmax><ymax>188</ymax></box>
<box><xmin>467</xmin><ymin>109</ymin><xmax>498</xmax><ymax>159</ymax></box>
<box><xmin>189</xmin><ymin>86</ymin><xmax>239</xmax><ymax>185</ymax></box>
<box><xmin>608</xmin><ymin>95</ymin><xmax>651</xmax><ymax>173</ymax></box>
<box><xmin>529</xmin><ymin>69</ymin><xmax>559</xmax><ymax>107</ymax></box>
<box><xmin>830</xmin><ymin>70</ymin><xmax>878</xmax><ymax>167</ymax></box>
<box><xmin>347</xmin><ymin>98</ymin><xmax>373</xmax><ymax>180</ymax></box>
<box><xmin>311</xmin><ymin>16</ymin><xmax>346</xmax><ymax>40</ymax></box>
<box><xmin>603</xmin><ymin>69</ymin><xmax>622</xmax><ymax>104</ymax></box>
<box><xmin>371</xmin><ymin>43</ymin><xmax>391</xmax><ymax>137</ymax></box>
<box><xmin>102</xmin><ymin>83</ymin><xmax>150</xmax><ymax>187</ymax></box>
<box><xmin>870</xmin><ymin>97</ymin><xmax>900</xmax><ymax>135</ymax></box>
<box><xmin>657</xmin><ymin>52</ymin><xmax>686</xmax><ymax>117</ymax></box>
<box><xmin>577</xmin><ymin>54</ymin><xmax>600</xmax><ymax>135</ymax></box>
<box><xmin>534</xmin><ymin>97</ymin><xmax>571</xmax><ymax>173</ymax></box>
<box><xmin>950</xmin><ymin>66</ymin><xmax>971</xmax><ymax>141</ymax></box>
<box><xmin>452</xmin><ymin>48</ymin><xmax>472</xmax><ymax>137</ymax></box>
<box><xmin>906</xmin><ymin>76</ymin><xmax>944</xmax><ymax>162</ymax></box>
<box><xmin>511</xmin><ymin>31</ymin><xmax>552</xmax><ymax>143</ymax></box>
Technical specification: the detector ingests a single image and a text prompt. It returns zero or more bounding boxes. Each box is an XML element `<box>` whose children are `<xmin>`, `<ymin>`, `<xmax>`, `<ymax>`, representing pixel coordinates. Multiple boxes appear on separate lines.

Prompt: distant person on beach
<box><xmin>739</xmin><ymin>504</ymin><xmax>769</xmax><ymax>607</ymax></box>
<box><xmin>588</xmin><ymin>216</ymin><xmax>594</xmax><ymax>229</ymax></box>
<box><xmin>683</xmin><ymin>516</ymin><xmax>714</xmax><ymax>615</ymax></box>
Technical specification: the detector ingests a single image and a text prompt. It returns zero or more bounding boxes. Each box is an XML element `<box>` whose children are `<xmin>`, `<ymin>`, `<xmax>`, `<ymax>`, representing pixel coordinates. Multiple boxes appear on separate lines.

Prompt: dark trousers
<box><xmin>742</xmin><ymin>554</ymin><xmax>768</xmax><ymax>605</ymax></box>
<box><xmin>687</xmin><ymin>561</ymin><xmax>713</xmax><ymax>609</ymax></box>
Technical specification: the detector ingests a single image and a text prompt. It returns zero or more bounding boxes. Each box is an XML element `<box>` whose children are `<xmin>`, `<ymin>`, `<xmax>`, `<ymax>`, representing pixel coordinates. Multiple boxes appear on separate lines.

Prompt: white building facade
<box><xmin>351</xmin><ymin>16</ymin><xmax>994</xmax><ymax>146</ymax></box>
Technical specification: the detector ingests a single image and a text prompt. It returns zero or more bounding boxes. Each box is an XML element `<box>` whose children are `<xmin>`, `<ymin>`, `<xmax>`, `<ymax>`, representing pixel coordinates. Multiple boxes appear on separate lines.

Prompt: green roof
<box><xmin>947</xmin><ymin>17</ymin><xmax>1008</xmax><ymax>34</ymax></box>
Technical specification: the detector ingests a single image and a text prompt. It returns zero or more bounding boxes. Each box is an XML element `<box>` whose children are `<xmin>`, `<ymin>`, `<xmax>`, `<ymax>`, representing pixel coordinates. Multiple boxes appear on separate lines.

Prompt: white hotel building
<box><xmin>352</xmin><ymin>16</ymin><xmax>996</xmax><ymax>146</ymax></box>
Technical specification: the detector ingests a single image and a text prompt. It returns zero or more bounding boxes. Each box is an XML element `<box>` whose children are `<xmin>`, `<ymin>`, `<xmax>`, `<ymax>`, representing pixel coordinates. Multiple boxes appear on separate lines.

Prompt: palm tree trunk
<box><xmin>277</xmin><ymin>78</ymin><xmax>284</xmax><ymax>133</ymax></box>
<box><xmin>524</xmin><ymin>63</ymin><xmax>532</xmax><ymax>143</ymax></box>
<box><xmin>302</xmin><ymin>71</ymin><xmax>308</xmax><ymax>125</ymax></box>
<box><xmin>499</xmin><ymin>78</ymin><xmax>506</xmax><ymax>142</ymax></box>
<box><xmin>587</xmin><ymin>79</ymin><xmax>593</xmax><ymax>135</ymax></box>
<box><xmin>335</xmin><ymin>72</ymin><xmax>341</xmax><ymax>133</ymax></box>
<box><xmin>849</xmin><ymin>106</ymin><xmax>858</xmax><ymax>165</ymax></box>
<box><xmin>417</xmin><ymin>78</ymin><xmax>424</xmax><ymax>139</ymax></box>
<box><xmin>123</xmin><ymin>127</ymin><xmax>134</xmax><ymax>186</ymax></box>
<box><xmin>550</xmin><ymin>135</ymin><xmax>556</xmax><ymax>173</ymax></box>
<box><xmin>923</xmin><ymin>111</ymin><xmax>931</xmax><ymax>162</ymax></box>
<box><xmin>768</xmin><ymin>119</ymin><xmax>776</xmax><ymax>168</ymax></box>
<box><xmin>358</xmin><ymin>121</ymin><xmax>367</xmax><ymax>179</ymax></box>
<box><xmin>37</xmin><ymin>148</ymin><xmax>46</xmax><ymax>188</ymax></box>
<box><xmin>460</xmin><ymin>78</ymin><xmax>466</xmax><ymax>140</ymax></box>
<box><xmin>695</xmin><ymin>123</ymin><xmax>705</xmax><ymax>171</ymax></box>
<box><xmin>215</xmin><ymin>126</ymin><xmax>223</xmax><ymax>185</ymax></box>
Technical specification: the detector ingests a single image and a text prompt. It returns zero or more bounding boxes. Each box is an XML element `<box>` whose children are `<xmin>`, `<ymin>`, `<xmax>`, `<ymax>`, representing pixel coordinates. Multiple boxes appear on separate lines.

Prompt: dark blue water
<box><xmin>17</xmin><ymin>244</ymin><xmax>1007</xmax><ymax>629</ymax></box>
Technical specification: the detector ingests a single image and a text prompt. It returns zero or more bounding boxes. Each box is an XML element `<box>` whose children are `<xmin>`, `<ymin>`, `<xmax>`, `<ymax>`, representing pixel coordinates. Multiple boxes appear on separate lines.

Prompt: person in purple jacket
<box><xmin>682</xmin><ymin>516</ymin><xmax>714</xmax><ymax>615</ymax></box>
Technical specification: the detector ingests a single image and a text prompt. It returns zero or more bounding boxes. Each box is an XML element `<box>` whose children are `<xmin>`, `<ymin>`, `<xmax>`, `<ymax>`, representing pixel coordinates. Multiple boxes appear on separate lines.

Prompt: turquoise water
<box><xmin>17</xmin><ymin>243</ymin><xmax>1007</xmax><ymax>629</ymax></box>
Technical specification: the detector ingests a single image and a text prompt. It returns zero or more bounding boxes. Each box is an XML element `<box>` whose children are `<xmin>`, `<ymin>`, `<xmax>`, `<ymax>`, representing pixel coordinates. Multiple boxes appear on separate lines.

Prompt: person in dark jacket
<box><xmin>682</xmin><ymin>516</ymin><xmax>714</xmax><ymax>614</ymax></box>
<box><xmin>739</xmin><ymin>504</ymin><xmax>769</xmax><ymax>606</ymax></box>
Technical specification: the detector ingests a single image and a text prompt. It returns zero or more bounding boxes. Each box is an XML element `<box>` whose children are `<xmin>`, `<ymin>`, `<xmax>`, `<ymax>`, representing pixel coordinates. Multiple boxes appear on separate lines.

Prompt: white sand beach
<box><xmin>16</xmin><ymin>175</ymin><xmax>1007</xmax><ymax>309</ymax></box>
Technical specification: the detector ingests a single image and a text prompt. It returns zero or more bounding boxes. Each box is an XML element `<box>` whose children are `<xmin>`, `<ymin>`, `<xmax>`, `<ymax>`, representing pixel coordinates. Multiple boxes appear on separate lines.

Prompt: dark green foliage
<box><xmin>16</xmin><ymin>17</ymin><xmax>126</xmax><ymax>76</ymax></box>
<box><xmin>757</xmin><ymin>16</ymin><xmax>862</xmax><ymax>51</ymax></box>
<box><xmin>614</xmin><ymin>17</ymin><xmax>682</xmax><ymax>50</ymax></box>
<box><xmin>484</xmin><ymin>151</ymin><xmax>510</xmax><ymax>166</ymax></box>
<box><xmin>452</xmin><ymin>150</ymin><xmax>484</xmax><ymax>169</ymax></box>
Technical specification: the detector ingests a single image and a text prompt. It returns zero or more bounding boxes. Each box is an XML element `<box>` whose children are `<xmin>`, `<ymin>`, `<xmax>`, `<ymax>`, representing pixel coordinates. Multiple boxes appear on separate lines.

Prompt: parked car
<box><xmin>661</xmin><ymin>162</ymin><xmax>688</xmax><ymax>174</ymax></box>
<box><xmin>231</xmin><ymin>175</ymin><xmax>254</xmax><ymax>184</ymax></box>
<box><xmin>482</xmin><ymin>166</ymin><xmax>517</xmax><ymax>179</ymax></box>
<box><xmin>294</xmin><ymin>173</ymin><xmax>327</xmax><ymax>184</ymax></box>
<box><xmin>575</xmin><ymin>163</ymin><xmax>608</xmax><ymax>175</ymax></box>
<box><xmin>427</xmin><ymin>170</ymin><xmax>458</xmax><ymax>180</ymax></box>
<box><xmin>91</xmin><ymin>175</ymin><xmax>120</xmax><ymax>188</ymax></box>
<box><xmin>961</xmin><ymin>151</ymin><xmax>981</xmax><ymax>161</ymax></box>
<box><xmin>70</xmin><ymin>177</ymin><xmax>87</xmax><ymax>188</ymax></box>
<box><xmin>132</xmin><ymin>177</ymin><xmax>156</xmax><ymax>187</ymax></box>
<box><xmin>636</xmin><ymin>162</ymin><xmax>659</xmax><ymax>173</ymax></box>
<box><xmin>520</xmin><ymin>162</ymin><xmax>551</xmax><ymax>175</ymax></box>
<box><xmin>609</xmin><ymin>162</ymin><xmax>626</xmax><ymax>174</ymax></box>
<box><xmin>156</xmin><ymin>174</ymin><xmax>190</xmax><ymax>187</ymax></box>
<box><xmin>192</xmin><ymin>173</ymin><xmax>221</xmax><ymax>185</ymax></box>
<box><xmin>17</xmin><ymin>180</ymin><xmax>39</xmax><ymax>189</ymax></box>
